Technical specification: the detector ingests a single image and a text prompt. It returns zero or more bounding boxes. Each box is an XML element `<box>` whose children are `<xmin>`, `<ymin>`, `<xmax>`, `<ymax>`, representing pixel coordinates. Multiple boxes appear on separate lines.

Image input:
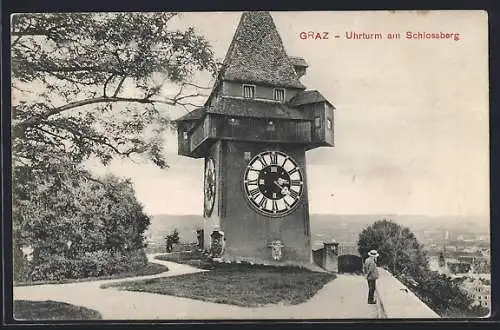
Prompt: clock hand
<box><xmin>274</xmin><ymin>181</ymin><xmax>290</xmax><ymax>195</ymax></box>
<box><xmin>277</xmin><ymin>177</ymin><xmax>289</xmax><ymax>185</ymax></box>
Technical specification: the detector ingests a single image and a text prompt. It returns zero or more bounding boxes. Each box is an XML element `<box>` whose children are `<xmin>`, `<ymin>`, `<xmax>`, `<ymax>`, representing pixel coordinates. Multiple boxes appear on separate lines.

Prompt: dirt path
<box><xmin>13</xmin><ymin>254</ymin><xmax>378</xmax><ymax>320</ymax></box>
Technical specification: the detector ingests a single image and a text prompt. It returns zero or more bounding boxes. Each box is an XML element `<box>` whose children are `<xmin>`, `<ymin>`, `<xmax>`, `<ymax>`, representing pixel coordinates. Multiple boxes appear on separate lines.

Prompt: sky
<box><xmin>88</xmin><ymin>11</ymin><xmax>489</xmax><ymax>217</ymax></box>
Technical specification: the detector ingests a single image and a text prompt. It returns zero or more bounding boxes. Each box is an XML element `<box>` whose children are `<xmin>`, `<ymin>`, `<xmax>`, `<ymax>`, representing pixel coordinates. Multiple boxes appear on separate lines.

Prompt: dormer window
<box><xmin>243</xmin><ymin>84</ymin><xmax>255</xmax><ymax>99</ymax></box>
<box><xmin>327</xmin><ymin>118</ymin><xmax>332</xmax><ymax>130</ymax></box>
<box><xmin>274</xmin><ymin>88</ymin><xmax>285</xmax><ymax>102</ymax></box>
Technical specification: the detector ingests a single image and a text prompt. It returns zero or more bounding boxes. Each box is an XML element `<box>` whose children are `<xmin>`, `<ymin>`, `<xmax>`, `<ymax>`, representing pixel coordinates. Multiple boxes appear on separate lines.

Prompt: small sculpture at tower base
<box><xmin>209</xmin><ymin>225</ymin><xmax>225</xmax><ymax>258</ymax></box>
<box><xmin>269</xmin><ymin>240</ymin><xmax>285</xmax><ymax>261</ymax></box>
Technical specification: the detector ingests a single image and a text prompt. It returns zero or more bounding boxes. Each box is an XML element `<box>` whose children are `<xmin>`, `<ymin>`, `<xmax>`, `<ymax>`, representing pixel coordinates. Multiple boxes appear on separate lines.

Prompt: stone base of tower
<box><xmin>211</xmin><ymin>253</ymin><xmax>325</xmax><ymax>272</ymax></box>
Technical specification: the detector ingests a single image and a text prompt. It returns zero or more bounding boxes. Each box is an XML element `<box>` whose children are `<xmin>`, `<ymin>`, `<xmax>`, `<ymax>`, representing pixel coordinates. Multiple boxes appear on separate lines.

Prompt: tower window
<box><xmin>228</xmin><ymin>117</ymin><xmax>240</xmax><ymax>125</ymax></box>
<box><xmin>274</xmin><ymin>88</ymin><xmax>285</xmax><ymax>102</ymax></box>
<box><xmin>243</xmin><ymin>85</ymin><xmax>255</xmax><ymax>99</ymax></box>
<box><xmin>314</xmin><ymin>116</ymin><xmax>321</xmax><ymax>128</ymax></box>
<box><xmin>266</xmin><ymin>120</ymin><xmax>276</xmax><ymax>132</ymax></box>
<box><xmin>183</xmin><ymin>131</ymin><xmax>188</xmax><ymax>140</ymax></box>
<box><xmin>327</xmin><ymin>118</ymin><xmax>332</xmax><ymax>130</ymax></box>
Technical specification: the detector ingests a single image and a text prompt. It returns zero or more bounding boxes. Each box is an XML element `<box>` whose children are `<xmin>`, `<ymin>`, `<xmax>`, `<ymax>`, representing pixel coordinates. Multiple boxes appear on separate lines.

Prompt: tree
<box><xmin>357</xmin><ymin>218</ymin><xmax>428</xmax><ymax>277</ymax></box>
<box><xmin>401</xmin><ymin>269</ymin><xmax>489</xmax><ymax>317</ymax></box>
<box><xmin>13</xmin><ymin>163</ymin><xmax>151</xmax><ymax>281</ymax></box>
<box><xmin>12</xmin><ymin>12</ymin><xmax>217</xmax><ymax>173</ymax></box>
<box><xmin>11</xmin><ymin>13</ymin><xmax>217</xmax><ymax>278</ymax></box>
<box><xmin>165</xmin><ymin>229</ymin><xmax>180</xmax><ymax>253</ymax></box>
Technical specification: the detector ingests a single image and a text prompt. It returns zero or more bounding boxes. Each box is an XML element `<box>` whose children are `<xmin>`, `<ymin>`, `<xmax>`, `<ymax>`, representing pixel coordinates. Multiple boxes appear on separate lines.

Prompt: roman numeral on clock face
<box><xmin>270</xmin><ymin>152</ymin><xmax>278</xmax><ymax>165</ymax></box>
<box><xmin>258</xmin><ymin>156</ymin><xmax>267</xmax><ymax>167</ymax></box>
<box><xmin>290</xmin><ymin>180</ymin><xmax>303</xmax><ymax>186</ymax></box>
<box><xmin>289</xmin><ymin>189</ymin><xmax>299</xmax><ymax>199</ymax></box>
<box><xmin>258</xmin><ymin>196</ymin><xmax>268</xmax><ymax>208</ymax></box>
<box><xmin>288</xmin><ymin>167</ymin><xmax>299</xmax><ymax>175</ymax></box>
<box><xmin>272</xmin><ymin>200</ymin><xmax>278</xmax><ymax>212</ymax></box>
<box><xmin>249</xmin><ymin>188</ymin><xmax>260</xmax><ymax>198</ymax></box>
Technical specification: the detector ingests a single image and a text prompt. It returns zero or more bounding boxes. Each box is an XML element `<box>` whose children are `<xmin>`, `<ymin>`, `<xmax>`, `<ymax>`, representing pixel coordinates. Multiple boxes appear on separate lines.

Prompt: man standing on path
<box><xmin>363</xmin><ymin>250</ymin><xmax>379</xmax><ymax>304</ymax></box>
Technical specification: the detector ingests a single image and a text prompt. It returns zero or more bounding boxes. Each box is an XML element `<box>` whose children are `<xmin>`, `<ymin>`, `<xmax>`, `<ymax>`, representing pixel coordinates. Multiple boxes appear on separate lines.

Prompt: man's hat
<box><xmin>368</xmin><ymin>250</ymin><xmax>379</xmax><ymax>257</ymax></box>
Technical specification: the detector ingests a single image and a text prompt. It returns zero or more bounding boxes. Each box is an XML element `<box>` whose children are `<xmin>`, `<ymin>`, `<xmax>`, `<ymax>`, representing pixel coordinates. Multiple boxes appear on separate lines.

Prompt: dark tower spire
<box><xmin>220</xmin><ymin>11</ymin><xmax>305</xmax><ymax>89</ymax></box>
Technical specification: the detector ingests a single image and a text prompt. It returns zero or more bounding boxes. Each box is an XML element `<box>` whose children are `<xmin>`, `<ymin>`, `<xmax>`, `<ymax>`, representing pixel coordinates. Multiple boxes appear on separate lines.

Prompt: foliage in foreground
<box><xmin>397</xmin><ymin>270</ymin><xmax>489</xmax><ymax>318</ymax></box>
<box><xmin>14</xmin><ymin>300</ymin><xmax>102</xmax><ymax>320</ymax></box>
<box><xmin>12</xmin><ymin>12</ymin><xmax>216</xmax><ymax>171</ymax></box>
<box><xmin>357</xmin><ymin>218</ymin><xmax>490</xmax><ymax>317</ymax></box>
<box><xmin>11</xmin><ymin>12</ymin><xmax>216</xmax><ymax>282</ymax></box>
<box><xmin>13</xmin><ymin>171</ymin><xmax>151</xmax><ymax>282</ymax></box>
<box><xmin>14</xmin><ymin>262</ymin><xmax>168</xmax><ymax>286</ymax></box>
<box><xmin>104</xmin><ymin>265</ymin><xmax>336</xmax><ymax>307</ymax></box>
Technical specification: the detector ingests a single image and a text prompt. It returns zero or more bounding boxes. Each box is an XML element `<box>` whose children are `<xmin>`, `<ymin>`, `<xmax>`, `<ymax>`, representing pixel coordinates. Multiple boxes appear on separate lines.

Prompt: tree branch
<box><xmin>103</xmin><ymin>74</ymin><xmax>116</xmax><ymax>97</ymax></box>
<box><xmin>16</xmin><ymin>96</ymin><xmax>176</xmax><ymax>129</ymax></box>
<box><xmin>32</xmin><ymin>126</ymin><xmax>68</xmax><ymax>146</ymax></box>
<box><xmin>43</xmin><ymin>119</ymin><xmax>148</xmax><ymax>158</ymax></box>
<box><xmin>182</xmin><ymin>82</ymin><xmax>211</xmax><ymax>90</ymax></box>
<box><xmin>112</xmin><ymin>76</ymin><xmax>127</xmax><ymax>97</ymax></box>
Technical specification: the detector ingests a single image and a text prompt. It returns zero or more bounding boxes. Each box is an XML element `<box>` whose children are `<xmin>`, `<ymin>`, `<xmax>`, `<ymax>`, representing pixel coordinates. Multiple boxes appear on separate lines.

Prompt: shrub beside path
<box><xmin>14</xmin><ymin>253</ymin><xmax>378</xmax><ymax>320</ymax></box>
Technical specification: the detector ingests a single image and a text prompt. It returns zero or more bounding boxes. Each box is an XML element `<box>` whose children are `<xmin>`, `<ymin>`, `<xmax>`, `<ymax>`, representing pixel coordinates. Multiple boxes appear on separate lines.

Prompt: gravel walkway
<box><xmin>13</xmin><ymin>254</ymin><xmax>378</xmax><ymax>320</ymax></box>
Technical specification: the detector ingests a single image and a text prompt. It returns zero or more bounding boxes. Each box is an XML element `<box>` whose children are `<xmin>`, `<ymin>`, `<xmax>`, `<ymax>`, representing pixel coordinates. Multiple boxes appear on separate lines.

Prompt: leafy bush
<box><xmin>26</xmin><ymin>249</ymin><xmax>149</xmax><ymax>281</ymax></box>
<box><xmin>13</xmin><ymin>170</ymin><xmax>151</xmax><ymax>281</ymax></box>
<box><xmin>358</xmin><ymin>218</ymin><xmax>428</xmax><ymax>277</ymax></box>
<box><xmin>398</xmin><ymin>270</ymin><xmax>489</xmax><ymax>317</ymax></box>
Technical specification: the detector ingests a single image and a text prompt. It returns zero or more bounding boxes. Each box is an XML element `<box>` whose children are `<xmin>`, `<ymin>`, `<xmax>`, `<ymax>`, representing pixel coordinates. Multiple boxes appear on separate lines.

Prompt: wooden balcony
<box><xmin>179</xmin><ymin>114</ymin><xmax>333</xmax><ymax>158</ymax></box>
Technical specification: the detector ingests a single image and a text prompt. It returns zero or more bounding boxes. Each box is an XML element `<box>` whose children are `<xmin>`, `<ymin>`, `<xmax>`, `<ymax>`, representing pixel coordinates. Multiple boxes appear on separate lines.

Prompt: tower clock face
<box><xmin>243</xmin><ymin>151</ymin><xmax>304</xmax><ymax>217</ymax></box>
<box><xmin>204</xmin><ymin>158</ymin><xmax>216</xmax><ymax>217</ymax></box>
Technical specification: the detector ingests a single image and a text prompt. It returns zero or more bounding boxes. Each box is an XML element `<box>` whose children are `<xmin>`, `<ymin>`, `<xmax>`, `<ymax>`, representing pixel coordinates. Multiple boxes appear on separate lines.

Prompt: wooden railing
<box><xmin>189</xmin><ymin>116</ymin><xmax>211</xmax><ymax>152</ymax></box>
<box><xmin>188</xmin><ymin>115</ymin><xmax>315</xmax><ymax>154</ymax></box>
<box><xmin>214</xmin><ymin>116</ymin><xmax>312</xmax><ymax>143</ymax></box>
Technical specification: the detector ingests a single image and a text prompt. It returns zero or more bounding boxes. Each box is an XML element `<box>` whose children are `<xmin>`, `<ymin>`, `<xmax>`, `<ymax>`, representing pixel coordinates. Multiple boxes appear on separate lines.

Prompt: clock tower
<box><xmin>175</xmin><ymin>11</ymin><xmax>335</xmax><ymax>266</ymax></box>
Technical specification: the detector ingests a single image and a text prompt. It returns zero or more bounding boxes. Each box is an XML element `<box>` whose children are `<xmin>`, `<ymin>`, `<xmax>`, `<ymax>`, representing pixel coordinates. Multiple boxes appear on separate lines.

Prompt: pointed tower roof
<box><xmin>220</xmin><ymin>11</ymin><xmax>306</xmax><ymax>89</ymax></box>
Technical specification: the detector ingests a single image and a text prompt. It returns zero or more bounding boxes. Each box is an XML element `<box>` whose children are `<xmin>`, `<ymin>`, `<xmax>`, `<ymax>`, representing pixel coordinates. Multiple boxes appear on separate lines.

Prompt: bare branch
<box><xmin>33</xmin><ymin>66</ymin><xmax>122</xmax><ymax>74</ymax></box>
<box><xmin>32</xmin><ymin>126</ymin><xmax>68</xmax><ymax>144</ymax></box>
<box><xmin>112</xmin><ymin>76</ymin><xmax>127</xmax><ymax>97</ymax></box>
<box><xmin>103</xmin><ymin>74</ymin><xmax>116</xmax><ymax>97</ymax></box>
<box><xmin>16</xmin><ymin>96</ymin><xmax>177</xmax><ymax>129</ymax></box>
<box><xmin>82</xmin><ymin>173</ymin><xmax>107</xmax><ymax>186</ymax></box>
<box><xmin>182</xmin><ymin>82</ymin><xmax>212</xmax><ymax>90</ymax></box>
<box><xmin>173</xmin><ymin>83</ymin><xmax>184</xmax><ymax>101</ymax></box>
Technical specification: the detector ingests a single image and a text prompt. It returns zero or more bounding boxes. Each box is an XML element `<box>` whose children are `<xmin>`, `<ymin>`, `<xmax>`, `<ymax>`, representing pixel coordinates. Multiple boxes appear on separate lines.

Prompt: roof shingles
<box><xmin>221</xmin><ymin>12</ymin><xmax>305</xmax><ymax>89</ymax></box>
<box><xmin>207</xmin><ymin>97</ymin><xmax>308</xmax><ymax>120</ymax></box>
<box><xmin>289</xmin><ymin>90</ymin><xmax>334</xmax><ymax>108</ymax></box>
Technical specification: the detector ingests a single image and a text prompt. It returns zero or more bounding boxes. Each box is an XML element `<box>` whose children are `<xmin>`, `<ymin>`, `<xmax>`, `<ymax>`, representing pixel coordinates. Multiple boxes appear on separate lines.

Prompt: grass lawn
<box><xmin>103</xmin><ymin>264</ymin><xmax>336</xmax><ymax>307</ymax></box>
<box><xmin>155</xmin><ymin>251</ymin><xmax>208</xmax><ymax>269</ymax></box>
<box><xmin>14</xmin><ymin>262</ymin><xmax>168</xmax><ymax>287</ymax></box>
<box><xmin>13</xmin><ymin>300</ymin><xmax>102</xmax><ymax>320</ymax></box>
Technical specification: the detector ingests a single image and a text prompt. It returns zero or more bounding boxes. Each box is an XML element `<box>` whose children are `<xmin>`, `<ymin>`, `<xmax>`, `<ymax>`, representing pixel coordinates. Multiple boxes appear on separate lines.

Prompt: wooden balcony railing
<box><xmin>188</xmin><ymin>115</ymin><xmax>315</xmax><ymax>154</ymax></box>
